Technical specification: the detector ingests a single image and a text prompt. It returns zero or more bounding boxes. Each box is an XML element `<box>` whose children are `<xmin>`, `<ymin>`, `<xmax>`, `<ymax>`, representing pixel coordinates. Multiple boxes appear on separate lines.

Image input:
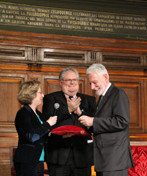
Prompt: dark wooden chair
<box><xmin>10</xmin><ymin>146</ymin><xmax>17</xmax><ymax>176</ymax></box>
<box><xmin>10</xmin><ymin>146</ymin><xmax>49</xmax><ymax>175</ymax></box>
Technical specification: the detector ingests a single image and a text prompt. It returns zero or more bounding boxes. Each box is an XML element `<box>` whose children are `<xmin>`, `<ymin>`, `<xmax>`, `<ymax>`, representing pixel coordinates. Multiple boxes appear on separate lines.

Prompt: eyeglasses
<box><xmin>62</xmin><ymin>79</ymin><xmax>78</xmax><ymax>83</ymax></box>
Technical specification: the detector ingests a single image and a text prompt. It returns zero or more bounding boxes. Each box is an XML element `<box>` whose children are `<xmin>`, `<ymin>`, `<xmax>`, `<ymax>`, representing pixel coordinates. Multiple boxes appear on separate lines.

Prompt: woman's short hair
<box><xmin>17</xmin><ymin>80</ymin><xmax>41</xmax><ymax>105</ymax></box>
<box><xmin>59</xmin><ymin>67</ymin><xmax>79</xmax><ymax>81</ymax></box>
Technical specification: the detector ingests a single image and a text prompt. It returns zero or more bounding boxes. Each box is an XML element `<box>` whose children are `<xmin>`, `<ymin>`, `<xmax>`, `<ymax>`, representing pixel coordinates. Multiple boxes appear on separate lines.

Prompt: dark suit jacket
<box><xmin>14</xmin><ymin>105</ymin><xmax>52</xmax><ymax>163</ymax></box>
<box><xmin>42</xmin><ymin>91</ymin><xmax>96</xmax><ymax>168</ymax></box>
<box><xmin>93</xmin><ymin>84</ymin><xmax>134</xmax><ymax>172</ymax></box>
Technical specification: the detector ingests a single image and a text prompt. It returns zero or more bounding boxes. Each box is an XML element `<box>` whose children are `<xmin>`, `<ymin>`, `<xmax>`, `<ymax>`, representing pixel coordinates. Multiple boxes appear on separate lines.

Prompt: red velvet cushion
<box><xmin>50</xmin><ymin>125</ymin><xmax>89</xmax><ymax>136</ymax></box>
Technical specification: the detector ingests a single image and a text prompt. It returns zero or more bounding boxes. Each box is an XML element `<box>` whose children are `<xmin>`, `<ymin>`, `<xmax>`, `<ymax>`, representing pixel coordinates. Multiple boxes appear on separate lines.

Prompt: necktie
<box><xmin>96</xmin><ymin>95</ymin><xmax>103</xmax><ymax>110</ymax></box>
<box><xmin>69</xmin><ymin>96</ymin><xmax>73</xmax><ymax>99</ymax></box>
<box><xmin>99</xmin><ymin>95</ymin><xmax>103</xmax><ymax>104</ymax></box>
<box><xmin>68</xmin><ymin>96</ymin><xmax>75</xmax><ymax>123</ymax></box>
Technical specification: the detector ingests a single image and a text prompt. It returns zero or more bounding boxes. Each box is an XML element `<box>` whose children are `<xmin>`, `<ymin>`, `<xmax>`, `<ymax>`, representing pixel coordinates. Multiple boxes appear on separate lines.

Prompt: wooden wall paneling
<box><xmin>0</xmin><ymin>73</ymin><xmax>27</xmax><ymax>176</ymax></box>
<box><xmin>102</xmin><ymin>52</ymin><xmax>144</xmax><ymax>68</ymax></box>
<box><xmin>78</xmin><ymin>77</ymin><xmax>87</xmax><ymax>94</ymax></box>
<box><xmin>43</xmin><ymin>75</ymin><xmax>60</xmax><ymax>95</ymax></box>
<box><xmin>143</xmin><ymin>79</ymin><xmax>147</xmax><ymax>133</ymax></box>
<box><xmin>0</xmin><ymin>73</ymin><xmax>27</xmax><ymax>124</ymax></box>
<box><xmin>40</xmin><ymin>48</ymin><xmax>89</xmax><ymax>66</ymax></box>
<box><xmin>0</xmin><ymin>30</ymin><xmax>147</xmax><ymax>58</ymax></box>
<box><xmin>110</xmin><ymin>75</ymin><xmax>144</xmax><ymax>135</ymax></box>
<box><xmin>0</xmin><ymin>29</ymin><xmax>147</xmax><ymax>176</ymax></box>
<box><xmin>43</xmin><ymin>74</ymin><xmax>87</xmax><ymax>95</ymax></box>
<box><xmin>0</xmin><ymin>45</ymin><xmax>27</xmax><ymax>63</ymax></box>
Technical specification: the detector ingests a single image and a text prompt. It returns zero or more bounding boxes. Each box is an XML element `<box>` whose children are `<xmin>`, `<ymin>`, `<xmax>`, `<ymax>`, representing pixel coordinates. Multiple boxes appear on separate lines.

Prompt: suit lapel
<box><xmin>77</xmin><ymin>93</ymin><xmax>84</xmax><ymax>108</ymax></box>
<box><xmin>95</xmin><ymin>84</ymin><xmax>114</xmax><ymax>113</ymax></box>
<box><xmin>59</xmin><ymin>91</ymin><xmax>68</xmax><ymax>105</ymax></box>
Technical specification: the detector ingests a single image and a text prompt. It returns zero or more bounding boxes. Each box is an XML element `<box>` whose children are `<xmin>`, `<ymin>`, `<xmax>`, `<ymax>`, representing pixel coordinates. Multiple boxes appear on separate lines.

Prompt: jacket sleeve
<box><xmin>81</xmin><ymin>96</ymin><xmax>96</xmax><ymax>117</ymax></box>
<box><xmin>42</xmin><ymin>94</ymin><xmax>73</xmax><ymax>122</ymax></box>
<box><xmin>93</xmin><ymin>89</ymin><xmax>129</xmax><ymax>134</ymax></box>
<box><xmin>15</xmin><ymin>109</ymin><xmax>51</xmax><ymax>143</ymax></box>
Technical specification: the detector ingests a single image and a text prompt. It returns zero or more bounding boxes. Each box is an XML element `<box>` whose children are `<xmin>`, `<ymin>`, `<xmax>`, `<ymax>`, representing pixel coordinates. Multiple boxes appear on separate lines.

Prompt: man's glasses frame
<box><xmin>62</xmin><ymin>79</ymin><xmax>78</xmax><ymax>83</ymax></box>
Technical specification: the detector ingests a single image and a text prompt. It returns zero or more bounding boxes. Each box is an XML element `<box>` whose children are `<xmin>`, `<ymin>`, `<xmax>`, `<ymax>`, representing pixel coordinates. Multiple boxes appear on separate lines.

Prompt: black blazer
<box><xmin>14</xmin><ymin>105</ymin><xmax>52</xmax><ymax>163</ymax></box>
<box><xmin>42</xmin><ymin>91</ymin><xmax>96</xmax><ymax>168</ymax></box>
<box><xmin>93</xmin><ymin>84</ymin><xmax>134</xmax><ymax>172</ymax></box>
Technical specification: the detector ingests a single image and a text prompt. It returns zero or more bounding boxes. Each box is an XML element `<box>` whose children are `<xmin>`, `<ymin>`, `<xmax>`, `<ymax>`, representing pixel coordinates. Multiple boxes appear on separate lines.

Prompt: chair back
<box><xmin>10</xmin><ymin>146</ymin><xmax>17</xmax><ymax>176</ymax></box>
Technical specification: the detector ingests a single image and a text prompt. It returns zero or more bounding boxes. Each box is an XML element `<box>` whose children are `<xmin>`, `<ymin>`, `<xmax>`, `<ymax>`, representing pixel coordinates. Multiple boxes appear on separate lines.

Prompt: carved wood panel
<box><xmin>0</xmin><ymin>73</ymin><xmax>27</xmax><ymax>124</ymax></box>
<box><xmin>0</xmin><ymin>30</ymin><xmax>147</xmax><ymax>175</ymax></box>
<box><xmin>102</xmin><ymin>53</ymin><xmax>145</xmax><ymax>67</ymax></box>
<box><xmin>110</xmin><ymin>75</ymin><xmax>144</xmax><ymax>134</ymax></box>
<box><xmin>0</xmin><ymin>73</ymin><xmax>27</xmax><ymax>176</ymax></box>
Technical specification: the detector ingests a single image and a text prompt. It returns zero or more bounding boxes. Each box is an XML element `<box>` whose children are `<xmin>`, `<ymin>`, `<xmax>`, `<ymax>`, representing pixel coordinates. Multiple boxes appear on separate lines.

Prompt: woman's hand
<box><xmin>47</xmin><ymin>116</ymin><xmax>57</xmax><ymax>126</ymax></box>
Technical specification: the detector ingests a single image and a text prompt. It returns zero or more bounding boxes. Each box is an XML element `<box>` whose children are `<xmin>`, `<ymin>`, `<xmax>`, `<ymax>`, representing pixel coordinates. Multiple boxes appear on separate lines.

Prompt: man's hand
<box><xmin>67</xmin><ymin>97</ymin><xmax>81</xmax><ymax>114</ymax></box>
<box><xmin>74</xmin><ymin>106</ymin><xmax>82</xmax><ymax>116</ymax></box>
<box><xmin>78</xmin><ymin>115</ymin><xmax>94</xmax><ymax>127</ymax></box>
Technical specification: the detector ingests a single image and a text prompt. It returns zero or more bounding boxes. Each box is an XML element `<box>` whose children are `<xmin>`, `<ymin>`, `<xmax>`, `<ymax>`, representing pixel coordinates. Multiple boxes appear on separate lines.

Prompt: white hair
<box><xmin>86</xmin><ymin>64</ymin><xmax>109</xmax><ymax>79</ymax></box>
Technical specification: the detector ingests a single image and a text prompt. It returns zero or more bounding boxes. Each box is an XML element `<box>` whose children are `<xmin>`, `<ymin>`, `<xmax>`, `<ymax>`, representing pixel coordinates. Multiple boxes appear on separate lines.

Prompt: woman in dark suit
<box><xmin>14</xmin><ymin>80</ymin><xmax>57</xmax><ymax>176</ymax></box>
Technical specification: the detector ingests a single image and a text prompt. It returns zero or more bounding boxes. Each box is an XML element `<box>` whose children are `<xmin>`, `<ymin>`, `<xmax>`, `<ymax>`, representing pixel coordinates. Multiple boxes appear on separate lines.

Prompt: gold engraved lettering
<box><xmin>95</xmin><ymin>27</ymin><xmax>113</xmax><ymax>32</ymax></box>
<box><xmin>27</xmin><ymin>21</ymin><xmax>43</xmax><ymax>26</ymax></box>
<box><xmin>97</xmin><ymin>14</ymin><xmax>115</xmax><ymax>19</ymax></box>
<box><xmin>0</xmin><ymin>4</ymin><xmax>7</xmax><ymax>9</ymax></box>
<box><xmin>134</xmin><ymin>17</ymin><xmax>145</xmax><ymax>21</ymax></box>
<box><xmin>51</xmin><ymin>9</ymin><xmax>72</xmax><ymax>16</ymax></box>
<box><xmin>36</xmin><ymin>17</ymin><xmax>44</xmax><ymax>22</ymax></box>
<box><xmin>45</xmin><ymin>18</ymin><xmax>57</xmax><ymax>23</ymax></box>
<box><xmin>45</xmin><ymin>23</ymin><xmax>54</xmax><ymax>27</ymax></box>
<box><xmin>84</xmin><ymin>26</ymin><xmax>92</xmax><ymax>30</ymax></box>
<box><xmin>5</xmin><ymin>10</ymin><xmax>19</xmax><ymax>15</ymax></box>
<box><xmin>29</xmin><ymin>17</ymin><xmax>35</xmax><ymax>21</ymax></box>
<box><xmin>94</xmin><ymin>18</ymin><xmax>115</xmax><ymax>23</ymax></box>
<box><xmin>4</xmin><ymin>19</ymin><xmax>10</xmax><ymax>23</ymax></box>
<box><xmin>26</xmin><ymin>12</ymin><xmax>49</xmax><ymax>18</ymax></box>
<box><xmin>11</xmin><ymin>20</ymin><xmax>25</xmax><ymax>24</ymax></box>
<box><xmin>8</xmin><ymin>5</ymin><xmax>19</xmax><ymax>10</ymax></box>
<box><xmin>114</xmin><ymin>24</ymin><xmax>124</xmax><ymax>28</ymax></box>
<box><xmin>20</xmin><ymin>7</ymin><xmax>35</xmax><ymax>12</ymax></box>
<box><xmin>50</xmin><ymin>14</ymin><xmax>69</xmax><ymax>20</ymax></box>
<box><xmin>0</xmin><ymin>2</ymin><xmax>146</xmax><ymax>37</ymax></box>
<box><xmin>2</xmin><ymin>14</ymin><xmax>8</xmax><ymax>18</ymax></box>
<box><xmin>120</xmin><ymin>16</ymin><xmax>133</xmax><ymax>20</ymax></box>
<box><xmin>61</xmin><ymin>24</ymin><xmax>81</xmax><ymax>30</ymax></box>
<box><xmin>137</xmin><ymin>26</ymin><xmax>147</xmax><ymax>30</ymax></box>
<box><xmin>73</xmin><ymin>12</ymin><xmax>91</xmax><ymax>17</ymax></box>
<box><xmin>124</xmin><ymin>25</ymin><xmax>133</xmax><ymax>29</ymax></box>
<box><xmin>15</xmin><ymin>15</ymin><xmax>28</xmax><ymax>20</ymax></box>
<box><xmin>90</xmin><ymin>22</ymin><xmax>101</xmax><ymax>27</ymax></box>
<box><xmin>67</xmin><ymin>20</ymin><xmax>89</xmax><ymax>26</ymax></box>
<box><xmin>37</xmin><ymin>8</ymin><xmax>50</xmax><ymax>13</ymax></box>
<box><xmin>125</xmin><ymin>21</ymin><xmax>145</xmax><ymax>26</ymax></box>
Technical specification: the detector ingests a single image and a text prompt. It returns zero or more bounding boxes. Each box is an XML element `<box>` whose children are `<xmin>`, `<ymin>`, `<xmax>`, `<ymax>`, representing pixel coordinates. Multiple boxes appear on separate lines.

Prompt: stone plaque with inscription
<box><xmin>0</xmin><ymin>1</ymin><xmax>147</xmax><ymax>40</ymax></box>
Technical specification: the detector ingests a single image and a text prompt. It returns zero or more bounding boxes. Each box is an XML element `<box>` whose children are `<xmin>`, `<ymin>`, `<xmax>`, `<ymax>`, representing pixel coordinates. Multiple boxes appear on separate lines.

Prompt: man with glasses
<box><xmin>42</xmin><ymin>67</ymin><xmax>96</xmax><ymax>176</ymax></box>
